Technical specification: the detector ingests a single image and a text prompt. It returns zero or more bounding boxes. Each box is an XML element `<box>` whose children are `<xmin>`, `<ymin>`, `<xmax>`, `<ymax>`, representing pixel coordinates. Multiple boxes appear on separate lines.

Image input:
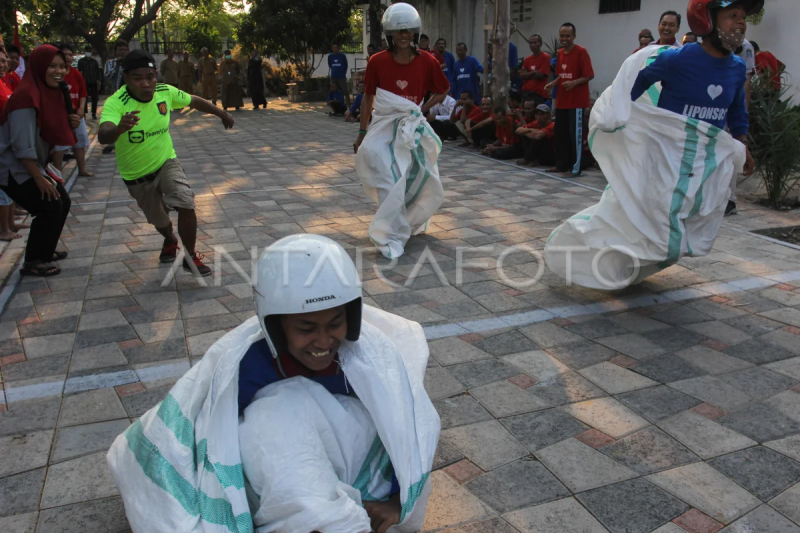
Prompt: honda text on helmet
<box><xmin>252</xmin><ymin>234</ymin><xmax>363</xmax><ymax>358</ymax></box>
<box><xmin>381</xmin><ymin>2</ymin><xmax>422</xmax><ymax>50</ymax></box>
<box><xmin>687</xmin><ymin>0</ymin><xmax>763</xmax><ymax>52</ymax></box>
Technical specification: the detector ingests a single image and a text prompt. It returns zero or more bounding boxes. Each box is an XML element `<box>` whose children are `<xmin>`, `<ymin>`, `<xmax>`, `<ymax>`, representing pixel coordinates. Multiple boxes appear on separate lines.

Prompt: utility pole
<box><xmin>492</xmin><ymin>0</ymin><xmax>510</xmax><ymax>110</ymax></box>
<box><xmin>482</xmin><ymin>0</ymin><xmax>489</xmax><ymax>97</ymax></box>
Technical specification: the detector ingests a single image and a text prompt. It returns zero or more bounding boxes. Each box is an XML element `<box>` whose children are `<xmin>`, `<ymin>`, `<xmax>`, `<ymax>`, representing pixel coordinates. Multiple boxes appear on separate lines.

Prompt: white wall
<box><xmin>745</xmin><ymin>0</ymin><xmax>799</xmax><ymax>99</ymax></box>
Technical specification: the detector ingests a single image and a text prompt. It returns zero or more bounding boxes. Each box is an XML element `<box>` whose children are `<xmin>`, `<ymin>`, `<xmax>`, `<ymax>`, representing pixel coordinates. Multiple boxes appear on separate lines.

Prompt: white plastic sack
<box><xmin>356</xmin><ymin>88</ymin><xmax>445</xmax><ymax>259</ymax></box>
<box><xmin>107</xmin><ymin>305</ymin><xmax>438</xmax><ymax>533</ymax></box>
<box><xmin>544</xmin><ymin>46</ymin><xmax>746</xmax><ymax>289</ymax></box>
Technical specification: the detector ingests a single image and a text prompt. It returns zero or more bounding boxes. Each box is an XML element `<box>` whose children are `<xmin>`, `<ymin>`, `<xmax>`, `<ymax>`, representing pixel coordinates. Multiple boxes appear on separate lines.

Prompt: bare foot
<box><xmin>10</xmin><ymin>223</ymin><xmax>30</xmax><ymax>231</ymax></box>
<box><xmin>0</xmin><ymin>231</ymin><xmax>22</xmax><ymax>241</ymax></box>
<box><xmin>15</xmin><ymin>209</ymin><xmax>27</xmax><ymax>216</ymax></box>
<box><xmin>78</xmin><ymin>171</ymin><xmax>95</xmax><ymax>177</ymax></box>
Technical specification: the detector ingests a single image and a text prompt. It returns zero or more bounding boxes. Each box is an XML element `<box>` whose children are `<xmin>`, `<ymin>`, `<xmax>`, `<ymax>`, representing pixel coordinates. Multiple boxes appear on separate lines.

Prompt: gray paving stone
<box><xmin>0</xmin><ymin>468</ymin><xmax>46</xmax><ymax>517</ymax></box>
<box><xmin>760</xmin><ymin>308</ymin><xmax>800</xmax><ymax>328</ymax></box>
<box><xmin>470</xmin><ymin>380</ymin><xmax>549</xmax><ymax>418</ymax></box>
<box><xmin>0</xmin><ymin>397</ymin><xmax>60</xmax><ymax>437</ymax></box>
<box><xmin>433</xmin><ymin>395</ymin><xmax>494</xmax><ymax>430</ymax></box>
<box><xmin>770</xmin><ymin>482</ymin><xmax>800</xmax><ymax>526</ymax></box>
<box><xmin>658</xmin><ymin>410</ymin><xmax>757</xmax><ymax>460</ymax></box>
<box><xmin>669</xmin><ymin>375</ymin><xmax>754</xmax><ymax>411</ymax></box>
<box><xmin>564</xmin><ymin>318</ymin><xmax>629</xmax><ymax>340</ymax></box>
<box><xmin>465</xmin><ymin>458</ymin><xmax>569</xmax><ymax>513</ymax></box>
<box><xmin>674</xmin><ymin>345</ymin><xmax>753</xmax><ymax>375</ymax></box>
<box><xmin>0</xmin><ymin>512</ymin><xmax>37</xmax><ymax>533</ymax></box>
<box><xmin>718</xmin><ymin>403</ymin><xmax>800</xmax><ymax>443</ymax></box>
<box><xmin>35</xmin><ymin>496</ymin><xmax>129</xmax><ymax>533</ymax></box>
<box><xmin>118</xmin><ymin>383</ymin><xmax>171</xmax><ymax>418</ymax></box>
<box><xmin>500</xmin><ymin>350</ymin><xmax>570</xmax><ymax>381</ymax></box>
<box><xmin>535</xmin><ymin>438</ymin><xmax>637</xmax><ymax>493</ymax></box>
<box><xmin>22</xmin><ymin>333</ymin><xmax>75</xmax><ymax>359</ymax></box>
<box><xmin>766</xmin><ymin>391</ymin><xmax>800</xmax><ymax>424</ymax></box>
<box><xmin>448</xmin><ymin>359</ymin><xmax>521</xmax><ymax>389</ymax></box>
<box><xmin>435</xmin><ymin>517</ymin><xmax>520</xmax><ymax>533</ymax></box>
<box><xmin>122</xmin><ymin>337</ymin><xmax>187</xmax><ymax>365</ymax></box>
<box><xmin>433</xmin><ymin>440</ymin><xmax>464</xmax><ymax>470</ymax></box>
<box><xmin>720</xmin><ymin>504</ymin><xmax>800</xmax><ymax>533</ymax></box>
<box><xmin>503</xmin><ymin>497</ymin><xmax>609</xmax><ymax>533</ymax></box>
<box><xmin>682</xmin><ymin>320</ymin><xmax>752</xmax><ymax>345</ymax></box>
<box><xmin>51</xmin><ymin>419</ymin><xmax>131</xmax><ymax>464</ymax></box>
<box><xmin>501</xmin><ymin>408</ymin><xmax>590</xmax><ymax>452</ymax></box>
<box><xmin>724</xmin><ymin>336</ymin><xmax>800</xmax><ymax>365</ymax></box>
<box><xmin>723</xmin><ymin>315</ymin><xmax>785</xmax><ymax>337</ymax></box>
<box><xmin>545</xmin><ymin>341</ymin><xmax>618</xmax><ymax>370</ymax></box>
<box><xmin>760</xmin><ymin>330</ymin><xmax>800</xmax><ymax>356</ymax></box>
<box><xmin>2</xmin><ymin>354</ymin><xmax>69</xmax><ymax>383</ymax></box>
<box><xmin>641</xmin><ymin>328</ymin><xmax>709</xmax><ymax>352</ymax></box>
<box><xmin>578</xmin><ymin>361</ymin><xmax>658</xmax><ymax>394</ymax></box>
<box><xmin>58</xmin><ymin>388</ymin><xmax>127</xmax><ymax>427</ymax></box>
<box><xmin>609</xmin><ymin>312</ymin><xmax>673</xmax><ymax>333</ymax></box>
<box><xmin>40</xmin><ymin>451</ymin><xmax>120</xmax><ymax>508</ymax></box>
<box><xmin>19</xmin><ymin>316</ymin><xmax>79</xmax><ymax>338</ymax></box>
<box><xmin>519</xmin><ymin>321</ymin><xmax>585</xmax><ymax>348</ymax></box>
<box><xmin>595</xmin><ymin>333</ymin><xmax>666</xmax><ymax>360</ymax></box>
<box><xmin>428</xmin><ymin>337</ymin><xmax>493</xmax><ymax>366</ymax></box>
<box><xmin>710</xmin><ymin>446</ymin><xmax>800</xmax><ymax>501</ymax></box>
<box><xmin>472</xmin><ymin>330</ymin><xmax>538</xmax><ymax>356</ymax></box>
<box><xmin>561</xmin><ymin>397</ymin><xmax>650</xmax><ymax>439</ymax></box>
<box><xmin>422</xmin><ymin>470</ymin><xmax>493</xmax><ymax>531</ymax></box>
<box><xmin>577</xmin><ymin>478</ymin><xmax>690</xmax><ymax>533</ymax></box>
<box><xmin>528</xmin><ymin>370</ymin><xmax>607</xmax><ymax>406</ymax></box>
<box><xmin>69</xmin><ymin>343</ymin><xmax>128</xmax><ymax>372</ymax></box>
<box><xmin>617</xmin><ymin>385</ymin><xmax>702</xmax><ymax>423</ymax></box>
<box><xmin>600</xmin><ymin>426</ymin><xmax>700</xmax><ymax>475</ymax></box>
<box><xmin>648</xmin><ymin>462</ymin><xmax>761</xmax><ymax>524</ymax></box>
<box><xmin>441</xmin><ymin>420</ymin><xmax>528</xmax><ymax>471</ymax></box>
<box><xmin>77</xmin><ymin>310</ymin><xmax>129</xmax><ymax>331</ymax></box>
<box><xmin>718</xmin><ymin>367</ymin><xmax>797</xmax><ymax>401</ymax></box>
<box><xmin>0</xmin><ymin>430</ymin><xmax>52</xmax><ymax>479</ymax></box>
<box><xmin>425</xmin><ymin>367</ymin><xmax>466</xmax><ymax>401</ymax></box>
<box><xmin>631</xmin><ymin>354</ymin><xmax>707</xmax><ymax>383</ymax></box>
<box><xmin>73</xmin><ymin>325</ymin><xmax>138</xmax><ymax>350</ymax></box>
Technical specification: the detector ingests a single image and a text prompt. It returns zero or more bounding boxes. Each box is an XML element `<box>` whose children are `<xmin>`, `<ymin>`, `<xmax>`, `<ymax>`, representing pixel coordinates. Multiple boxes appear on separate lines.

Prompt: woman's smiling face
<box><xmin>45</xmin><ymin>53</ymin><xmax>67</xmax><ymax>88</ymax></box>
<box><xmin>281</xmin><ymin>306</ymin><xmax>347</xmax><ymax>371</ymax></box>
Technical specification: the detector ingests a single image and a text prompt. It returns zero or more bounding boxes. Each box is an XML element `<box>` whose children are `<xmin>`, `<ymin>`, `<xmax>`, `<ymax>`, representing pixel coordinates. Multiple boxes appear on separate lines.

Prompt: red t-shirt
<box><xmin>456</xmin><ymin>105</ymin><xmax>484</xmax><ymax>122</ymax></box>
<box><xmin>64</xmin><ymin>68</ymin><xmax>87</xmax><ymax>112</ymax></box>
<box><xmin>555</xmin><ymin>45</ymin><xmax>594</xmax><ymax>110</ymax></box>
<box><xmin>422</xmin><ymin>48</ymin><xmax>446</xmax><ymax>67</ymax></box>
<box><xmin>524</xmin><ymin>120</ymin><xmax>555</xmax><ymax>143</ymax></box>
<box><xmin>365</xmin><ymin>50</ymin><xmax>452</xmax><ymax>105</ymax></box>
<box><xmin>496</xmin><ymin>116</ymin><xmax>520</xmax><ymax>145</ymax></box>
<box><xmin>3</xmin><ymin>71</ymin><xmax>20</xmax><ymax>92</ymax></box>
<box><xmin>521</xmin><ymin>52</ymin><xmax>551</xmax><ymax>97</ymax></box>
<box><xmin>755</xmin><ymin>51</ymin><xmax>781</xmax><ymax>90</ymax></box>
<box><xmin>0</xmin><ymin>79</ymin><xmax>11</xmax><ymax>113</ymax></box>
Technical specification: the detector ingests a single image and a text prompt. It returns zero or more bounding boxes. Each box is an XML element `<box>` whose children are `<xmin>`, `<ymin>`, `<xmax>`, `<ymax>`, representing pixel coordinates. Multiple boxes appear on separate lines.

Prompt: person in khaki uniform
<box><xmin>198</xmin><ymin>47</ymin><xmax>218</xmax><ymax>105</ymax></box>
<box><xmin>178</xmin><ymin>51</ymin><xmax>195</xmax><ymax>94</ymax></box>
<box><xmin>219</xmin><ymin>49</ymin><xmax>244</xmax><ymax>111</ymax></box>
<box><xmin>159</xmin><ymin>50</ymin><xmax>180</xmax><ymax>87</ymax></box>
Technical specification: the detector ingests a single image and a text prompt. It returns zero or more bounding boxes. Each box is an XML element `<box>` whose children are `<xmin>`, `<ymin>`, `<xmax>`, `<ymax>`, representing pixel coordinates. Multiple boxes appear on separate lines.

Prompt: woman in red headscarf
<box><xmin>0</xmin><ymin>45</ymin><xmax>79</xmax><ymax>276</ymax></box>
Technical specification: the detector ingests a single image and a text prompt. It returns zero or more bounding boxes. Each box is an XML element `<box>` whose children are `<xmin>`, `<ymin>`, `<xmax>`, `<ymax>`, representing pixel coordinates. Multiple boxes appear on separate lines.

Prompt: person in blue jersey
<box><xmin>435</xmin><ymin>38</ymin><xmax>456</xmax><ymax>90</ymax></box>
<box><xmin>345</xmin><ymin>80</ymin><xmax>365</xmax><ymax>122</ymax></box>
<box><xmin>452</xmin><ymin>42</ymin><xmax>483</xmax><ymax>100</ymax></box>
<box><xmin>328</xmin><ymin>43</ymin><xmax>351</xmax><ymax>108</ymax></box>
<box><xmin>631</xmin><ymin>0</ymin><xmax>758</xmax><ymax>190</ymax></box>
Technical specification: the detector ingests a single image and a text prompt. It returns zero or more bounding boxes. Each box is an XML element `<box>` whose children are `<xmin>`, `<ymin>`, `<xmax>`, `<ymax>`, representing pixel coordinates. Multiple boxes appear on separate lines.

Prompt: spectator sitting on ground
<box><xmin>327</xmin><ymin>80</ymin><xmax>347</xmax><ymax>116</ymax></box>
<box><xmin>465</xmin><ymin>96</ymin><xmax>497</xmax><ymax>148</ymax></box>
<box><xmin>655</xmin><ymin>11</ymin><xmax>682</xmax><ymax>46</ymax></box>
<box><xmin>451</xmin><ymin>90</ymin><xmax>483</xmax><ymax>144</ymax></box>
<box><xmin>482</xmin><ymin>106</ymin><xmax>523</xmax><ymax>159</ymax></box>
<box><xmin>516</xmin><ymin>103</ymin><xmax>555</xmax><ymax>167</ymax></box>
<box><xmin>634</xmin><ymin>29</ymin><xmax>655</xmax><ymax>53</ymax></box>
<box><xmin>426</xmin><ymin>93</ymin><xmax>458</xmax><ymax>139</ymax></box>
<box><xmin>508</xmin><ymin>91</ymin><xmax>524</xmax><ymax>123</ymax></box>
<box><xmin>345</xmin><ymin>80</ymin><xmax>365</xmax><ymax>122</ymax></box>
<box><xmin>682</xmin><ymin>32</ymin><xmax>698</xmax><ymax>45</ymax></box>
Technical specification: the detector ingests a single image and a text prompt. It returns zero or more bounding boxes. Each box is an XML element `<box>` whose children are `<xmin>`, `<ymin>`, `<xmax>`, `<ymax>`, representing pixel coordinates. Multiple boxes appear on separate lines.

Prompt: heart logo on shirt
<box><xmin>562</xmin><ymin>64</ymin><xmax>567</xmax><ymax>70</ymax></box>
<box><xmin>396</xmin><ymin>80</ymin><xmax>409</xmax><ymax>90</ymax></box>
<box><xmin>460</xmin><ymin>68</ymin><xmax>464</xmax><ymax>72</ymax></box>
<box><xmin>707</xmin><ymin>85</ymin><xmax>723</xmax><ymax>100</ymax></box>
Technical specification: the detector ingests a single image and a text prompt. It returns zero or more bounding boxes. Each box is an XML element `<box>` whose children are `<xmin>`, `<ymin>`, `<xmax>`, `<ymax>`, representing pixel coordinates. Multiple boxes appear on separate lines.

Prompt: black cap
<box><xmin>122</xmin><ymin>49</ymin><xmax>157</xmax><ymax>73</ymax></box>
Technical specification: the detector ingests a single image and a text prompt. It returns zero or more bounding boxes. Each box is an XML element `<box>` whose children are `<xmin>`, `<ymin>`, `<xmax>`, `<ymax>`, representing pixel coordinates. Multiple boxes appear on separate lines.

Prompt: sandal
<box><xmin>52</xmin><ymin>251</ymin><xmax>68</xmax><ymax>261</ymax></box>
<box><xmin>21</xmin><ymin>263</ymin><xmax>61</xmax><ymax>277</ymax></box>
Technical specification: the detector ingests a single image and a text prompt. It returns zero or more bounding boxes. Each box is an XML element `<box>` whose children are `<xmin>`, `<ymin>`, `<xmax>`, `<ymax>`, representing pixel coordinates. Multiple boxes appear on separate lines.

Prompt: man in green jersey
<box><xmin>98</xmin><ymin>50</ymin><xmax>234</xmax><ymax>276</ymax></box>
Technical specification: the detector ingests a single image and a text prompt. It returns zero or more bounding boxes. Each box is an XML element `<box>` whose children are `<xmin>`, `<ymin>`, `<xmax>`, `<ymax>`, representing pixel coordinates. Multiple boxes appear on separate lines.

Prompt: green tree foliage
<box><xmin>237</xmin><ymin>0</ymin><xmax>358</xmax><ymax>80</ymax></box>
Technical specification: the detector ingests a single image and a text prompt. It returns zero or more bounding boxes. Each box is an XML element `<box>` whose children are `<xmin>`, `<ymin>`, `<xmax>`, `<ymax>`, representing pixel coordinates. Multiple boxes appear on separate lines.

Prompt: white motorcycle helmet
<box><xmin>382</xmin><ymin>2</ymin><xmax>422</xmax><ymax>49</ymax></box>
<box><xmin>253</xmin><ymin>234</ymin><xmax>363</xmax><ymax>357</ymax></box>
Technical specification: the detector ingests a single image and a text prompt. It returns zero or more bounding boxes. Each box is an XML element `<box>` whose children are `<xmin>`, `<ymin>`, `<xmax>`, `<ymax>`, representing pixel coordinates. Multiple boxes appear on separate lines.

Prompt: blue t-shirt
<box><xmin>237</xmin><ymin>339</ymin><xmax>400</xmax><ymax>496</ymax></box>
<box><xmin>327</xmin><ymin>89</ymin><xmax>343</xmax><ymax>103</ymax></box>
<box><xmin>452</xmin><ymin>56</ymin><xmax>483</xmax><ymax>99</ymax></box>
<box><xmin>350</xmin><ymin>92</ymin><xmax>363</xmax><ymax>114</ymax></box>
<box><xmin>328</xmin><ymin>52</ymin><xmax>348</xmax><ymax>79</ymax></box>
<box><xmin>508</xmin><ymin>42</ymin><xmax>519</xmax><ymax>70</ymax></box>
<box><xmin>550</xmin><ymin>57</ymin><xmax>558</xmax><ymax>99</ymax></box>
<box><xmin>442</xmin><ymin>51</ymin><xmax>456</xmax><ymax>82</ymax></box>
<box><xmin>630</xmin><ymin>43</ymin><xmax>748</xmax><ymax>137</ymax></box>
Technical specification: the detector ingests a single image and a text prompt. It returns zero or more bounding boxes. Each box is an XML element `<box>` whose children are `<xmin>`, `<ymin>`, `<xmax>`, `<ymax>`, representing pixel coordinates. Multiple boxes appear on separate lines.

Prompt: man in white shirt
<box><xmin>426</xmin><ymin>94</ymin><xmax>458</xmax><ymax>140</ymax></box>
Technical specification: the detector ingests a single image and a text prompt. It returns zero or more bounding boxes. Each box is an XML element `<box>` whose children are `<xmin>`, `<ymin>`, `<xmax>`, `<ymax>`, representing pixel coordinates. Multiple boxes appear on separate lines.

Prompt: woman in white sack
<box><xmin>543</xmin><ymin>0</ymin><xmax>757</xmax><ymax>290</ymax></box>
<box><xmin>107</xmin><ymin>234</ymin><xmax>440</xmax><ymax>533</ymax></box>
<box><xmin>354</xmin><ymin>2</ymin><xmax>452</xmax><ymax>260</ymax></box>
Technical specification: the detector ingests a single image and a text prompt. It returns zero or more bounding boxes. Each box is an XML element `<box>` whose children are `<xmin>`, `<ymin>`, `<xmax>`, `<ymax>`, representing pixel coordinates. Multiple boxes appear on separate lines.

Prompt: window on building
<box><xmin>599</xmin><ymin>0</ymin><xmax>641</xmax><ymax>14</ymax></box>
<box><xmin>512</xmin><ymin>0</ymin><xmax>533</xmax><ymax>23</ymax></box>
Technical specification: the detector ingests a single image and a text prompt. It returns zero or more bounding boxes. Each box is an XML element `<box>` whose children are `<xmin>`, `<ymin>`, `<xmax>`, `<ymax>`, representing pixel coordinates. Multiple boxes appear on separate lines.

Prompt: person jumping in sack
<box><xmin>631</xmin><ymin>0</ymin><xmax>756</xmax><ymax>184</ymax></box>
<box><xmin>98</xmin><ymin>49</ymin><xmax>234</xmax><ymax>277</ymax></box>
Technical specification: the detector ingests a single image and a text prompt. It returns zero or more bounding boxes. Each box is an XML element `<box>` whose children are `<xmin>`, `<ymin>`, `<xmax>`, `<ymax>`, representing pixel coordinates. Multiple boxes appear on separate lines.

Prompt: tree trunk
<box><xmin>492</xmin><ymin>0</ymin><xmax>510</xmax><ymax>110</ymax></box>
<box><xmin>368</xmin><ymin>0</ymin><xmax>381</xmax><ymax>49</ymax></box>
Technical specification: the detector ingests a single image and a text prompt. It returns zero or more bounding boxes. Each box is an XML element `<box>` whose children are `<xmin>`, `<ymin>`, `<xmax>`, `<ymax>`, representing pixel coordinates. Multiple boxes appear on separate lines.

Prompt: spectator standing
<box><xmin>682</xmin><ymin>32</ymin><xmax>698</xmax><ymax>44</ymax></box>
<box><xmin>160</xmin><ymin>50</ymin><xmax>180</xmax><ymax>87</ymax></box>
<box><xmin>77</xmin><ymin>46</ymin><xmax>102</xmax><ymax>119</ymax></box>
<box><xmin>220</xmin><ymin>50</ymin><xmax>243</xmax><ymax>111</ymax></box>
<box><xmin>752</xmin><ymin>41</ymin><xmax>782</xmax><ymax>92</ymax></box>
<box><xmin>655</xmin><ymin>11</ymin><xmax>682</xmax><ymax>46</ymax></box>
<box><xmin>97</xmin><ymin>50</ymin><xmax>234</xmax><ymax>277</ymax></box>
<box><xmin>178</xmin><ymin>51</ymin><xmax>195</xmax><ymax>94</ymax></box>
<box><xmin>0</xmin><ymin>45</ymin><xmax>76</xmax><ymax>276</ymax></box>
<box><xmin>3</xmin><ymin>44</ymin><xmax>21</xmax><ymax>92</ymax></box>
<box><xmin>509</xmin><ymin>41</ymin><xmax>520</xmax><ymax>92</ymax></box>
<box><xmin>452</xmin><ymin>43</ymin><xmax>483</xmax><ymax>100</ymax></box>
<box><xmin>516</xmin><ymin>103</ymin><xmax>555</xmax><ymax>167</ymax></box>
<box><xmin>544</xmin><ymin>23</ymin><xmax>594</xmax><ymax>176</ymax></box>
<box><xmin>520</xmin><ymin>34</ymin><xmax>551</xmax><ymax>107</ymax></box>
<box><xmin>482</xmin><ymin>107</ymin><xmax>523</xmax><ymax>159</ymax></box>
<box><xmin>0</xmin><ymin>47</ymin><xmax>29</xmax><ymax>242</ymax></box>
<box><xmin>345</xmin><ymin>80</ymin><xmax>365</xmax><ymax>122</ymax></box>
<box><xmin>247</xmin><ymin>50</ymin><xmax>267</xmax><ymax>109</ymax></box>
<box><xmin>367</xmin><ymin>44</ymin><xmax>377</xmax><ymax>58</ymax></box>
<box><xmin>419</xmin><ymin>34</ymin><xmax>446</xmax><ymax>68</ymax></box>
<box><xmin>198</xmin><ymin>47</ymin><xmax>218</xmax><ymax>105</ymax></box>
<box><xmin>105</xmin><ymin>40</ymin><xmax>129</xmax><ymax>93</ymax></box>
<box><xmin>435</xmin><ymin>38</ymin><xmax>456</xmax><ymax>89</ymax></box>
<box><xmin>52</xmin><ymin>43</ymin><xmax>93</xmax><ymax>178</ymax></box>
<box><xmin>328</xmin><ymin>44</ymin><xmax>350</xmax><ymax>108</ymax></box>
<box><xmin>327</xmin><ymin>80</ymin><xmax>347</xmax><ymax>115</ymax></box>
<box><xmin>425</xmin><ymin>93</ymin><xmax>457</xmax><ymax>139</ymax></box>
<box><xmin>634</xmin><ymin>29</ymin><xmax>655</xmax><ymax>53</ymax></box>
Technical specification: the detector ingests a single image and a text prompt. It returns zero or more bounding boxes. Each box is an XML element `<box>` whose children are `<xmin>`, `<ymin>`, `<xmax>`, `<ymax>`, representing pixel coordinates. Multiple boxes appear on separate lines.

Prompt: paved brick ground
<box><xmin>2</xmin><ymin>100</ymin><xmax>800</xmax><ymax>532</ymax></box>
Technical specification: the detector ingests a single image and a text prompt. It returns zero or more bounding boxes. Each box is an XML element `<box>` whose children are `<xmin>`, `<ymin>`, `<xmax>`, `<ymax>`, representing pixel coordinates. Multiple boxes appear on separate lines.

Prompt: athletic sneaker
<box><xmin>182</xmin><ymin>252</ymin><xmax>212</xmax><ymax>277</ymax></box>
<box><xmin>159</xmin><ymin>240</ymin><xmax>180</xmax><ymax>263</ymax></box>
<box><xmin>724</xmin><ymin>201</ymin><xmax>737</xmax><ymax>216</ymax></box>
